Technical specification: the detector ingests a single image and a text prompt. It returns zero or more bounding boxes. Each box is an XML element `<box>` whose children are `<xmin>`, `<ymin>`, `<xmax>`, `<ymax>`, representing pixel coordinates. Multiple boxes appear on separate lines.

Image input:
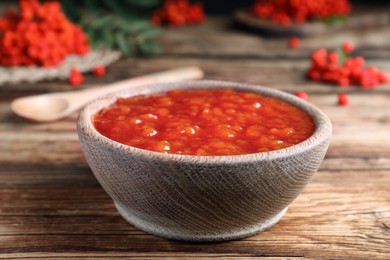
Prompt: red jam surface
<box><xmin>93</xmin><ymin>89</ymin><xmax>315</xmax><ymax>156</ymax></box>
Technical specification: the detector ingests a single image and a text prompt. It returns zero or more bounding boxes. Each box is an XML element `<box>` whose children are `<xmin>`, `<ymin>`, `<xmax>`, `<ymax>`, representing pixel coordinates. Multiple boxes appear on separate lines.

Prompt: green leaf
<box><xmin>336</xmin><ymin>48</ymin><xmax>348</xmax><ymax>65</ymax></box>
<box><xmin>80</xmin><ymin>10</ymin><xmax>160</xmax><ymax>57</ymax></box>
<box><xmin>89</xmin><ymin>15</ymin><xmax>116</xmax><ymax>29</ymax></box>
<box><xmin>324</xmin><ymin>15</ymin><xmax>348</xmax><ymax>26</ymax></box>
<box><xmin>138</xmin><ymin>40</ymin><xmax>161</xmax><ymax>56</ymax></box>
<box><xmin>115</xmin><ymin>32</ymin><xmax>131</xmax><ymax>56</ymax></box>
<box><xmin>86</xmin><ymin>29</ymin><xmax>97</xmax><ymax>47</ymax></box>
<box><xmin>102</xmin><ymin>30</ymin><xmax>115</xmax><ymax>47</ymax></box>
<box><xmin>121</xmin><ymin>20</ymin><xmax>152</xmax><ymax>34</ymax></box>
<box><xmin>124</xmin><ymin>0</ymin><xmax>161</xmax><ymax>8</ymax></box>
<box><xmin>126</xmin><ymin>39</ymin><xmax>137</xmax><ymax>56</ymax></box>
<box><xmin>82</xmin><ymin>0</ymin><xmax>99</xmax><ymax>14</ymax></box>
<box><xmin>136</xmin><ymin>27</ymin><xmax>161</xmax><ymax>40</ymax></box>
<box><xmin>60</xmin><ymin>0</ymin><xmax>81</xmax><ymax>22</ymax></box>
<box><xmin>102</xmin><ymin>0</ymin><xmax>139</xmax><ymax>21</ymax></box>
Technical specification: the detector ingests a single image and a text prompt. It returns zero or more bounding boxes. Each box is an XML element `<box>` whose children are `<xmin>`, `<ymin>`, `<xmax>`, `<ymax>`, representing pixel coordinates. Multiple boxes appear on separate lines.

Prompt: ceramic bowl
<box><xmin>77</xmin><ymin>80</ymin><xmax>332</xmax><ymax>242</ymax></box>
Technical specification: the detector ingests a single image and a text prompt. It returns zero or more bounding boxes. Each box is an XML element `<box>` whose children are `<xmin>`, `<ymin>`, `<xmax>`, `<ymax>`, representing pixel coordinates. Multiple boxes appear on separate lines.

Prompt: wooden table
<box><xmin>1</xmin><ymin>17</ymin><xmax>389</xmax><ymax>259</ymax></box>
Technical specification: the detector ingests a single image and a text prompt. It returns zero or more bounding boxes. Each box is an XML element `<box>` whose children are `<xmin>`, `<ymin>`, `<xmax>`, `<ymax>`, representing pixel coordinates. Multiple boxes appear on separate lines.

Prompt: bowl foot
<box><xmin>114</xmin><ymin>201</ymin><xmax>288</xmax><ymax>242</ymax></box>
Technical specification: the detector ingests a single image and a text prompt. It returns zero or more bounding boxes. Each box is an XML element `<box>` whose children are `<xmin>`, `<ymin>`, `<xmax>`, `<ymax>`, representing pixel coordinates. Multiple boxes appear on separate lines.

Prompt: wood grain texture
<box><xmin>0</xmin><ymin>166</ymin><xmax>388</xmax><ymax>258</ymax></box>
<box><xmin>1</xmin><ymin>11</ymin><xmax>390</xmax><ymax>259</ymax></box>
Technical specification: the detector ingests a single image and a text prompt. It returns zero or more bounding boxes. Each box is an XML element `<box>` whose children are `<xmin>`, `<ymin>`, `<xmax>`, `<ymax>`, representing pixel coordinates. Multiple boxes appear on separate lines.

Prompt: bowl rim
<box><xmin>77</xmin><ymin>80</ymin><xmax>332</xmax><ymax>164</ymax></box>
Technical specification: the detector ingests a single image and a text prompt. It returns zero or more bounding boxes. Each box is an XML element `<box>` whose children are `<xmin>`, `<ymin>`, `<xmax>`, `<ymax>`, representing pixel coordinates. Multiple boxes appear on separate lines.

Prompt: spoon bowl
<box><xmin>11</xmin><ymin>94</ymin><xmax>70</xmax><ymax>121</ymax></box>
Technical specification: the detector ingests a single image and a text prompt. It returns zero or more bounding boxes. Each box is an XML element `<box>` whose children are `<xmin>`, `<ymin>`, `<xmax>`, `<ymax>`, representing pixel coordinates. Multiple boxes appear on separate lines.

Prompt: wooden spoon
<box><xmin>11</xmin><ymin>67</ymin><xmax>204</xmax><ymax>122</ymax></box>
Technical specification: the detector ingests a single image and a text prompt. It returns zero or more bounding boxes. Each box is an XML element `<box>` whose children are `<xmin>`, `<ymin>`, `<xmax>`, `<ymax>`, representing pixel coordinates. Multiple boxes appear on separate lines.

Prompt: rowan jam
<box><xmin>93</xmin><ymin>89</ymin><xmax>315</xmax><ymax>156</ymax></box>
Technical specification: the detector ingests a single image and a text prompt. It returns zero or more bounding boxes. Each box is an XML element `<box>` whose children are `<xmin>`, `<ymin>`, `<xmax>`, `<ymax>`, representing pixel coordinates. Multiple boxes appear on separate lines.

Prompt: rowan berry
<box><xmin>307</xmin><ymin>67</ymin><xmax>321</xmax><ymax>81</ymax></box>
<box><xmin>342</xmin><ymin>41</ymin><xmax>354</xmax><ymax>54</ymax></box>
<box><xmin>151</xmin><ymin>14</ymin><xmax>162</xmax><ymax>26</ymax></box>
<box><xmin>337</xmin><ymin>77</ymin><xmax>350</xmax><ymax>87</ymax></box>
<box><xmin>311</xmin><ymin>48</ymin><xmax>327</xmax><ymax>68</ymax></box>
<box><xmin>288</xmin><ymin>36</ymin><xmax>300</xmax><ymax>49</ymax></box>
<box><xmin>328</xmin><ymin>52</ymin><xmax>339</xmax><ymax>64</ymax></box>
<box><xmin>152</xmin><ymin>0</ymin><xmax>205</xmax><ymax>26</ymax></box>
<box><xmin>69</xmin><ymin>68</ymin><xmax>84</xmax><ymax>86</ymax></box>
<box><xmin>353</xmin><ymin>56</ymin><xmax>365</xmax><ymax>68</ymax></box>
<box><xmin>378</xmin><ymin>72</ymin><xmax>389</xmax><ymax>83</ymax></box>
<box><xmin>338</xmin><ymin>93</ymin><xmax>349</xmax><ymax>106</ymax></box>
<box><xmin>93</xmin><ymin>65</ymin><xmax>106</xmax><ymax>77</ymax></box>
<box><xmin>295</xmin><ymin>91</ymin><xmax>308</xmax><ymax>100</ymax></box>
<box><xmin>5</xmin><ymin>8</ymin><xmax>16</xmax><ymax>19</ymax></box>
<box><xmin>187</xmin><ymin>3</ymin><xmax>205</xmax><ymax>24</ymax></box>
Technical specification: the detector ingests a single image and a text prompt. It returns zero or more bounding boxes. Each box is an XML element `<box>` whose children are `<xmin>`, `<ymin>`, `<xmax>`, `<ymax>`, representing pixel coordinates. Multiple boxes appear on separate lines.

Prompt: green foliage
<box><xmin>312</xmin><ymin>15</ymin><xmax>348</xmax><ymax>26</ymax></box>
<box><xmin>60</xmin><ymin>0</ymin><xmax>161</xmax><ymax>23</ymax></box>
<box><xmin>59</xmin><ymin>0</ymin><xmax>162</xmax><ymax>57</ymax></box>
<box><xmin>324</xmin><ymin>15</ymin><xmax>348</xmax><ymax>26</ymax></box>
<box><xmin>336</xmin><ymin>48</ymin><xmax>348</xmax><ymax>65</ymax></box>
<box><xmin>81</xmin><ymin>15</ymin><xmax>161</xmax><ymax>57</ymax></box>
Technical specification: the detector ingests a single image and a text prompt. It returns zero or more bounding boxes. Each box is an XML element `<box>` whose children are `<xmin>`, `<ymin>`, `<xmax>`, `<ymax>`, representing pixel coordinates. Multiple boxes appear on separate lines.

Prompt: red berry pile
<box><xmin>152</xmin><ymin>0</ymin><xmax>205</xmax><ymax>26</ymax></box>
<box><xmin>0</xmin><ymin>0</ymin><xmax>90</xmax><ymax>67</ymax></box>
<box><xmin>308</xmin><ymin>42</ymin><xmax>389</xmax><ymax>88</ymax></box>
<box><xmin>251</xmin><ymin>0</ymin><xmax>351</xmax><ymax>26</ymax></box>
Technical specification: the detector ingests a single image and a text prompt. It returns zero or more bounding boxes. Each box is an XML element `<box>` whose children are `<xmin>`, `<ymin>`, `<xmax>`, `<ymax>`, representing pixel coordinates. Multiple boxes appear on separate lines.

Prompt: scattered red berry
<box><xmin>252</xmin><ymin>0</ymin><xmax>351</xmax><ymax>25</ymax></box>
<box><xmin>93</xmin><ymin>65</ymin><xmax>106</xmax><ymax>77</ymax></box>
<box><xmin>378</xmin><ymin>72</ymin><xmax>389</xmax><ymax>83</ymax></box>
<box><xmin>338</xmin><ymin>93</ymin><xmax>349</xmax><ymax>106</ymax></box>
<box><xmin>295</xmin><ymin>91</ymin><xmax>308</xmax><ymax>100</ymax></box>
<box><xmin>342</xmin><ymin>41</ymin><xmax>354</xmax><ymax>54</ymax></box>
<box><xmin>288</xmin><ymin>36</ymin><xmax>300</xmax><ymax>49</ymax></box>
<box><xmin>307</xmin><ymin>43</ymin><xmax>389</xmax><ymax>89</ymax></box>
<box><xmin>152</xmin><ymin>0</ymin><xmax>205</xmax><ymax>26</ymax></box>
<box><xmin>69</xmin><ymin>68</ymin><xmax>84</xmax><ymax>86</ymax></box>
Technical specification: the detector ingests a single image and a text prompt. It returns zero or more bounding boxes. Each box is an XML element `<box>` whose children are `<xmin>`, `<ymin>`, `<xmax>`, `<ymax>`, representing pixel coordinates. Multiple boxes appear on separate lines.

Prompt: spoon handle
<box><xmin>81</xmin><ymin>66</ymin><xmax>204</xmax><ymax>99</ymax></box>
<box><xmin>11</xmin><ymin>67</ymin><xmax>204</xmax><ymax>122</ymax></box>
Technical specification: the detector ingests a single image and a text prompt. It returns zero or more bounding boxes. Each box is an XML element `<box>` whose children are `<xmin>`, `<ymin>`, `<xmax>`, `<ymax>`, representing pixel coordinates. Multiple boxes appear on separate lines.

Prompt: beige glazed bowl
<box><xmin>77</xmin><ymin>80</ymin><xmax>332</xmax><ymax>242</ymax></box>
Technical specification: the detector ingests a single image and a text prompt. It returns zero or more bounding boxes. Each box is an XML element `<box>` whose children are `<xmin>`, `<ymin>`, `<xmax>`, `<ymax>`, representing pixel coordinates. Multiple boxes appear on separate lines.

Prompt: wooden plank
<box><xmin>0</xmin><ymin>255</ymin><xmax>299</xmax><ymax>260</ymax></box>
<box><xmin>1</xmin><ymin>56</ymin><xmax>390</xmax><ymax>93</ymax></box>
<box><xmin>158</xmin><ymin>17</ymin><xmax>390</xmax><ymax>57</ymax></box>
<box><xmin>0</xmin><ymin>255</ymin><xmax>302</xmax><ymax>260</ymax></box>
<box><xmin>0</xmin><ymin>172</ymin><xmax>388</xmax><ymax>258</ymax></box>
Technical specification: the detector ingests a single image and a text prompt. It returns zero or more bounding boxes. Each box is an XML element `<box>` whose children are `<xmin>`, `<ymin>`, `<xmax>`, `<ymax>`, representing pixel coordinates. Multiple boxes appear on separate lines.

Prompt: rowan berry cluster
<box><xmin>151</xmin><ymin>0</ymin><xmax>205</xmax><ymax>26</ymax></box>
<box><xmin>0</xmin><ymin>0</ymin><xmax>90</xmax><ymax>67</ymax></box>
<box><xmin>252</xmin><ymin>0</ymin><xmax>351</xmax><ymax>26</ymax></box>
<box><xmin>308</xmin><ymin>42</ymin><xmax>389</xmax><ymax>88</ymax></box>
